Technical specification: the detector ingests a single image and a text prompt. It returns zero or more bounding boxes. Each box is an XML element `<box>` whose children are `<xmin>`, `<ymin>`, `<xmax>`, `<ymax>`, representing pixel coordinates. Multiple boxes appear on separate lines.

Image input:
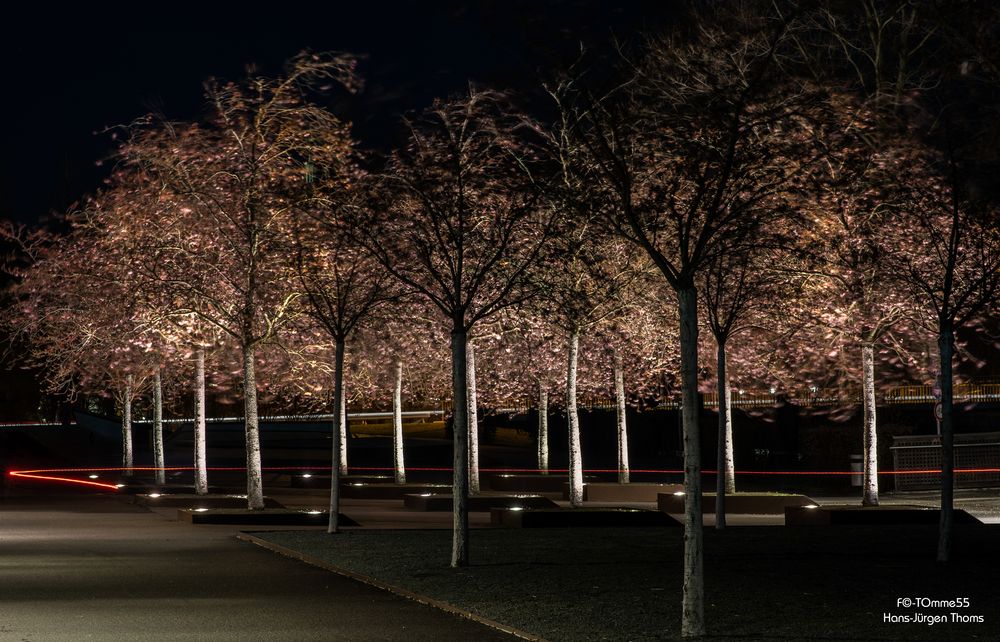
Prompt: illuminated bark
<box><xmin>153</xmin><ymin>368</ymin><xmax>165</xmax><ymax>486</ymax></box>
<box><xmin>339</xmin><ymin>385</ymin><xmax>348</xmax><ymax>477</ymax></box>
<box><xmin>861</xmin><ymin>343</ymin><xmax>879</xmax><ymax>506</ymax></box>
<box><xmin>566</xmin><ymin>331</ymin><xmax>583</xmax><ymax>507</ymax></box>
<box><xmin>194</xmin><ymin>349</ymin><xmax>208</xmax><ymax>495</ymax></box>
<box><xmin>537</xmin><ymin>384</ymin><xmax>549</xmax><ymax>473</ymax></box>
<box><xmin>243</xmin><ymin>345</ymin><xmax>265</xmax><ymax>511</ymax></box>
<box><xmin>328</xmin><ymin>339</ymin><xmax>345</xmax><ymax>533</ymax></box>
<box><xmin>614</xmin><ymin>355</ymin><xmax>629</xmax><ymax>484</ymax></box>
<box><xmin>715</xmin><ymin>341</ymin><xmax>730</xmax><ymax>529</ymax></box>
<box><xmin>451</xmin><ymin>330</ymin><xmax>470</xmax><ymax>567</ymax></box>
<box><xmin>679</xmin><ymin>287</ymin><xmax>704</xmax><ymax>637</ymax></box>
<box><xmin>467</xmin><ymin>340</ymin><xmax>480</xmax><ymax>495</ymax></box>
<box><xmin>393</xmin><ymin>360</ymin><xmax>406</xmax><ymax>484</ymax></box>
<box><xmin>122</xmin><ymin>375</ymin><xmax>133</xmax><ymax>473</ymax></box>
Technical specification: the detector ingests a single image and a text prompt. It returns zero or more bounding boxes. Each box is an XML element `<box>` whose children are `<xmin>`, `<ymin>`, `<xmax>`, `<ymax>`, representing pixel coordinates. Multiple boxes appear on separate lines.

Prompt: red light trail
<box><xmin>8</xmin><ymin>465</ymin><xmax>1000</xmax><ymax>491</ymax></box>
<box><xmin>7</xmin><ymin>470</ymin><xmax>122</xmax><ymax>491</ymax></box>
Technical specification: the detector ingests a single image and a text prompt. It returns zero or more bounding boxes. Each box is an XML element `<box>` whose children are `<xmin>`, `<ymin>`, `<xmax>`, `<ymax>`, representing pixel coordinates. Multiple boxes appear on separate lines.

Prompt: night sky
<box><xmin>0</xmin><ymin>1</ymin><xmax>678</xmax><ymax>226</ymax></box>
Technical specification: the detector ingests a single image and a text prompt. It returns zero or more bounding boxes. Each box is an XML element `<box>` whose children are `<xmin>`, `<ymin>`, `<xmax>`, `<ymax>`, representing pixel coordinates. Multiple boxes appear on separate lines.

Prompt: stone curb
<box><xmin>236</xmin><ymin>532</ymin><xmax>546</xmax><ymax>642</ymax></box>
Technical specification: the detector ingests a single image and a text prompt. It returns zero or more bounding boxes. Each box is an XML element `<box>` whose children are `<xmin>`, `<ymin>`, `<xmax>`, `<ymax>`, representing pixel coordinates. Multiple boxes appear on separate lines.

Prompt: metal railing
<box><xmin>132</xmin><ymin>410</ymin><xmax>444</xmax><ymax>426</ymax></box>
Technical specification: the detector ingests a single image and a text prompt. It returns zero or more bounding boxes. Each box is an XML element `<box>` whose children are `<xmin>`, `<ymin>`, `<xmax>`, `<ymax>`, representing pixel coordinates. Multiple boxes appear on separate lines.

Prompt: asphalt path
<box><xmin>0</xmin><ymin>490</ymin><xmax>514</xmax><ymax>641</ymax></box>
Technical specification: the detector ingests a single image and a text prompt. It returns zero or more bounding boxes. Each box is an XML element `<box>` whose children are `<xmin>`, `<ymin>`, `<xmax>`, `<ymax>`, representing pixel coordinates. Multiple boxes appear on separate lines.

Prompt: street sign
<box><xmin>934</xmin><ymin>402</ymin><xmax>943</xmax><ymax>421</ymax></box>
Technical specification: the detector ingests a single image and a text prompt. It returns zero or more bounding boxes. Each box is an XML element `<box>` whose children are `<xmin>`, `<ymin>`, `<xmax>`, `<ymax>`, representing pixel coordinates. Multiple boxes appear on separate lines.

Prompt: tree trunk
<box><xmin>861</xmin><ymin>343</ymin><xmax>879</xmax><ymax>506</ymax></box>
<box><xmin>537</xmin><ymin>384</ymin><xmax>549</xmax><ymax>474</ymax></box>
<box><xmin>339</xmin><ymin>382</ymin><xmax>348</xmax><ymax>476</ymax></box>
<box><xmin>567</xmin><ymin>331</ymin><xmax>584</xmax><ymax>507</ymax></box>
<box><xmin>122</xmin><ymin>376</ymin><xmax>133</xmax><ymax>474</ymax></box>
<box><xmin>329</xmin><ymin>339</ymin><xmax>345</xmax><ymax>533</ymax></box>
<box><xmin>715</xmin><ymin>340</ymin><xmax>729</xmax><ymax>529</ymax></box>
<box><xmin>724</xmin><ymin>386</ymin><xmax>735</xmax><ymax>496</ymax></box>
<box><xmin>937</xmin><ymin>326</ymin><xmax>955</xmax><ymax>562</ymax></box>
<box><xmin>153</xmin><ymin>367</ymin><xmax>165</xmax><ymax>486</ymax></box>
<box><xmin>467</xmin><ymin>339</ymin><xmax>480</xmax><ymax>495</ymax></box>
<box><xmin>194</xmin><ymin>349</ymin><xmax>208</xmax><ymax>495</ymax></box>
<box><xmin>393</xmin><ymin>360</ymin><xmax>406</xmax><ymax>484</ymax></box>
<box><xmin>450</xmin><ymin>329</ymin><xmax>470</xmax><ymax>567</ymax></box>
<box><xmin>242</xmin><ymin>344</ymin><xmax>265</xmax><ymax>510</ymax></box>
<box><xmin>614</xmin><ymin>355</ymin><xmax>629</xmax><ymax>484</ymax></box>
<box><xmin>678</xmin><ymin>287</ymin><xmax>705</xmax><ymax>638</ymax></box>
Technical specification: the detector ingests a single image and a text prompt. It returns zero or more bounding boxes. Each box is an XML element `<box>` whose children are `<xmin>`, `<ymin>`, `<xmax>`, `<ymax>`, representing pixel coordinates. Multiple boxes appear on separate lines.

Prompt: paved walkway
<box><xmin>0</xmin><ymin>491</ymin><xmax>513</xmax><ymax>641</ymax></box>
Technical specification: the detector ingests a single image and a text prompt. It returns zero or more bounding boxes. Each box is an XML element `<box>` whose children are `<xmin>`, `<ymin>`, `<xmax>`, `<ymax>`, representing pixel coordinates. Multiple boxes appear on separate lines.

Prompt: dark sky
<box><xmin>0</xmin><ymin>1</ymin><xmax>679</xmax><ymax>226</ymax></box>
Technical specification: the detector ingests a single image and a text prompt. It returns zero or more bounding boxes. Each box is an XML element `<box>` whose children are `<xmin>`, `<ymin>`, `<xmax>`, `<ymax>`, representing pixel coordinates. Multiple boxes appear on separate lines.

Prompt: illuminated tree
<box><xmin>802</xmin><ymin>0</ymin><xmax>1000</xmax><ymax>560</ymax></box>
<box><xmin>894</xmin><ymin>147</ymin><xmax>1000</xmax><ymax>561</ymax></box>
<box><xmin>562</xmin><ymin>7</ymin><xmax>814</xmax><ymax>634</ymax></box>
<box><xmin>295</xmin><ymin>190</ymin><xmax>401</xmax><ymax>532</ymax></box>
<box><xmin>118</xmin><ymin>53</ymin><xmax>360</xmax><ymax>510</ymax></box>
<box><xmin>699</xmin><ymin>246</ymin><xmax>787</xmax><ymax>527</ymax></box>
<box><xmin>1</xmin><ymin>220</ymin><xmax>164</xmax><ymax>475</ymax></box>
<box><xmin>785</xmin><ymin>102</ymin><xmax>937</xmax><ymax>508</ymax></box>
<box><xmin>538</xmin><ymin>222</ymin><xmax>643</xmax><ymax>506</ymax></box>
<box><xmin>360</xmin><ymin>88</ymin><xmax>550</xmax><ymax>566</ymax></box>
<box><xmin>476</xmin><ymin>309</ymin><xmax>563</xmax><ymax>472</ymax></box>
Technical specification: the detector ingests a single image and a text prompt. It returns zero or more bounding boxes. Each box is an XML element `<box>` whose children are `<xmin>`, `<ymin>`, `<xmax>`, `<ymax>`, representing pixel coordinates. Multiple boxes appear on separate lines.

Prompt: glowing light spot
<box><xmin>352</xmin><ymin>483</ymin><xmax>364</xmax><ymax>487</ymax></box>
<box><xmin>305</xmin><ymin>510</ymin><xmax>322</xmax><ymax>515</ymax></box>
<box><xmin>509</xmin><ymin>506</ymin><xmax>524</xmax><ymax>511</ymax></box>
<box><xmin>419</xmin><ymin>493</ymin><xmax>433</xmax><ymax>497</ymax></box>
<box><xmin>148</xmin><ymin>493</ymin><xmax>161</xmax><ymax>498</ymax></box>
<box><xmin>673</xmin><ymin>491</ymin><xmax>685</xmax><ymax>496</ymax></box>
<box><xmin>804</xmin><ymin>504</ymin><xmax>819</xmax><ymax>509</ymax></box>
<box><xmin>194</xmin><ymin>508</ymin><xmax>209</xmax><ymax>512</ymax></box>
<box><xmin>301</xmin><ymin>474</ymin><xmax>313</xmax><ymax>479</ymax></box>
<box><xmin>88</xmin><ymin>474</ymin><xmax>99</xmax><ymax>479</ymax></box>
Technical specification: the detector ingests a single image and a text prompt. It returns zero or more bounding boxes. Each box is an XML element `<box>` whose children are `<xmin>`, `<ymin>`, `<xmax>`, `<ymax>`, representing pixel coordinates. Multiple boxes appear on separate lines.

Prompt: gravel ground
<box><xmin>254</xmin><ymin>523</ymin><xmax>1000</xmax><ymax>641</ymax></box>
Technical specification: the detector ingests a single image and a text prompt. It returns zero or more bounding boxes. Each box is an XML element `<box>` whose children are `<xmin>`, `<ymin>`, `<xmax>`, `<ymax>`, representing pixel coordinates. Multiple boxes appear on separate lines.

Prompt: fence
<box><xmin>891</xmin><ymin>432</ymin><xmax>1000</xmax><ymax>491</ymax></box>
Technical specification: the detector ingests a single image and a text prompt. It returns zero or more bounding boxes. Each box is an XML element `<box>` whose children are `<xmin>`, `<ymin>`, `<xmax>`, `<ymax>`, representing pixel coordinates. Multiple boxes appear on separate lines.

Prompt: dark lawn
<box><xmin>254</xmin><ymin>524</ymin><xmax>1000</xmax><ymax>641</ymax></box>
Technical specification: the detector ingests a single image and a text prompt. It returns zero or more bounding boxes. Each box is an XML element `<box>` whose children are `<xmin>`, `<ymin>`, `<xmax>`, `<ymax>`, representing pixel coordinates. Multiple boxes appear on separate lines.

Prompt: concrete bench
<box><xmin>491</xmin><ymin>507</ymin><xmax>681</xmax><ymax>528</ymax></box>
<box><xmin>403</xmin><ymin>493</ymin><xmax>558</xmax><ymax>512</ymax></box>
<box><xmin>658</xmin><ymin>492</ymin><xmax>816</xmax><ymax>514</ymax></box>
<box><xmin>785</xmin><ymin>504</ymin><xmax>982</xmax><ymax>526</ymax></box>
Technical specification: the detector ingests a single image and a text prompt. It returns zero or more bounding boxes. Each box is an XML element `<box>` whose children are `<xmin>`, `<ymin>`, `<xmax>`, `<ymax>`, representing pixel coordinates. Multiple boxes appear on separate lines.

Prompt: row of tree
<box><xmin>4</xmin><ymin>2</ymin><xmax>1000</xmax><ymax>637</ymax></box>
